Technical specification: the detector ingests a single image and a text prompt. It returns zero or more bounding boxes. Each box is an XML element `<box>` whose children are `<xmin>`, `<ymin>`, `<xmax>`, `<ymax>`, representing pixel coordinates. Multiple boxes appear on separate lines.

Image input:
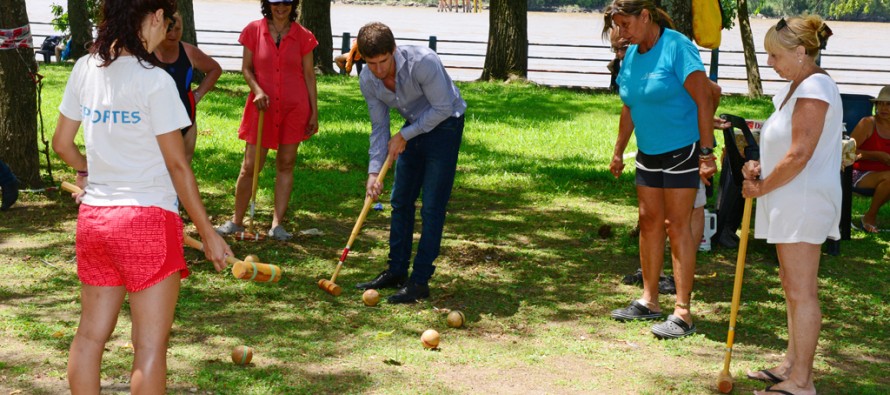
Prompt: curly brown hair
<box><xmin>91</xmin><ymin>0</ymin><xmax>176</xmax><ymax>68</ymax></box>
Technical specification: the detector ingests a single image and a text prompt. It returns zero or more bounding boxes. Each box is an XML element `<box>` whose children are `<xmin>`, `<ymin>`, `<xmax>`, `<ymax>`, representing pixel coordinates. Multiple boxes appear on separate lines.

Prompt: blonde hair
<box><xmin>764</xmin><ymin>15</ymin><xmax>833</xmax><ymax>59</ymax></box>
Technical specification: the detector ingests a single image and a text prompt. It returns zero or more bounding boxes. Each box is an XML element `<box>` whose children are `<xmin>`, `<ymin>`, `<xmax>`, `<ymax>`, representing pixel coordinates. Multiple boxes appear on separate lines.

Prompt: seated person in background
<box><xmin>849</xmin><ymin>85</ymin><xmax>890</xmax><ymax>233</ymax></box>
<box><xmin>0</xmin><ymin>160</ymin><xmax>18</xmax><ymax>211</ymax></box>
<box><xmin>55</xmin><ymin>36</ymin><xmax>72</xmax><ymax>62</ymax></box>
<box><xmin>335</xmin><ymin>40</ymin><xmax>363</xmax><ymax>76</ymax></box>
<box><xmin>606</xmin><ymin>28</ymin><xmax>628</xmax><ymax>93</ymax></box>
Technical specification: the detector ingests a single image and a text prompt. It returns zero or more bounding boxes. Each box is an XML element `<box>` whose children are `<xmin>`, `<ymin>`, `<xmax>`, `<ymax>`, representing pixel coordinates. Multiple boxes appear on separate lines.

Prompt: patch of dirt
<box><xmin>0</xmin><ymin>346</ymin><xmax>69</xmax><ymax>395</ymax></box>
<box><xmin>444</xmin><ymin>243</ymin><xmax>514</xmax><ymax>268</ymax></box>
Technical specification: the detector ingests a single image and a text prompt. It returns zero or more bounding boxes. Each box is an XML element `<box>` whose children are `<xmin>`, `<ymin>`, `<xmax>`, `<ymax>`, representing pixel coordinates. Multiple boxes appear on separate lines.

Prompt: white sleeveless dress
<box><xmin>754</xmin><ymin>74</ymin><xmax>843</xmax><ymax>244</ymax></box>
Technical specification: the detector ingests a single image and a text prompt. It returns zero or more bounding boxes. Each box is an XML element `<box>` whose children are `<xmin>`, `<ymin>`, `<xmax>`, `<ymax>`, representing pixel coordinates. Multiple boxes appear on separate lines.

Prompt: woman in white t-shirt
<box><xmin>52</xmin><ymin>0</ymin><xmax>232</xmax><ymax>393</ymax></box>
<box><xmin>741</xmin><ymin>15</ymin><xmax>839</xmax><ymax>395</ymax></box>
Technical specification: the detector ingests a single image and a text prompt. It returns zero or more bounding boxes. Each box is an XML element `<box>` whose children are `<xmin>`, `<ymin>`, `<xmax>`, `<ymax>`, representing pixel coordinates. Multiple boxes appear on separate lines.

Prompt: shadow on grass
<box><xmin>2</xmin><ymin>69</ymin><xmax>885</xmax><ymax>393</ymax></box>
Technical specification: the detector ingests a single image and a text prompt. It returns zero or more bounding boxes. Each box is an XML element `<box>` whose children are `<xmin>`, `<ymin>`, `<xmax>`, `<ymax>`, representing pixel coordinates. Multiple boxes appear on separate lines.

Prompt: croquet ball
<box><xmin>446</xmin><ymin>310</ymin><xmax>465</xmax><ymax>328</ymax></box>
<box><xmin>231</xmin><ymin>345</ymin><xmax>253</xmax><ymax>365</ymax></box>
<box><xmin>373</xmin><ymin>202</ymin><xmax>384</xmax><ymax>211</ymax></box>
<box><xmin>244</xmin><ymin>254</ymin><xmax>259</xmax><ymax>262</ymax></box>
<box><xmin>362</xmin><ymin>289</ymin><xmax>380</xmax><ymax>306</ymax></box>
<box><xmin>421</xmin><ymin>329</ymin><xmax>440</xmax><ymax>349</ymax></box>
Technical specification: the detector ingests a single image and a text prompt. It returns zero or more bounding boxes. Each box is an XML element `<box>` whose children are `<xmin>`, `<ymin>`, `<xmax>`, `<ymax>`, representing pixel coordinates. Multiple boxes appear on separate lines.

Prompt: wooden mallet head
<box><xmin>317</xmin><ymin>279</ymin><xmax>342</xmax><ymax>296</ymax></box>
<box><xmin>716</xmin><ymin>371</ymin><xmax>733</xmax><ymax>393</ymax></box>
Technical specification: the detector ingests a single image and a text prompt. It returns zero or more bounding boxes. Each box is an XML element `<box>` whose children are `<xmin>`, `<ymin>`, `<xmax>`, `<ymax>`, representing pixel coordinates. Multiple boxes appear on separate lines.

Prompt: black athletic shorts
<box><xmin>635</xmin><ymin>142</ymin><xmax>700</xmax><ymax>189</ymax></box>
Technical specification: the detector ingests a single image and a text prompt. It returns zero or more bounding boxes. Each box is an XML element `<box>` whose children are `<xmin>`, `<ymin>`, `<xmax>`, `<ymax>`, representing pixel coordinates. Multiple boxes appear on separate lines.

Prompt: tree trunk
<box><xmin>661</xmin><ymin>0</ymin><xmax>693</xmax><ymax>39</ymax></box>
<box><xmin>737</xmin><ymin>0</ymin><xmax>762</xmax><ymax>97</ymax></box>
<box><xmin>0</xmin><ymin>0</ymin><xmax>42</xmax><ymax>188</ymax></box>
<box><xmin>298</xmin><ymin>0</ymin><xmax>334</xmax><ymax>75</ymax></box>
<box><xmin>177</xmin><ymin>0</ymin><xmax>198</xmax><ymax>46</ymax></box>
<box><xmin>68</xmin><ymin>0</ymin><xmax>91</xmax><ymax>58</ymax></box>
<box><xmin>481</xmin><ymin>0</ymin><xmax>527</xmax><ymax>81</ymax></box>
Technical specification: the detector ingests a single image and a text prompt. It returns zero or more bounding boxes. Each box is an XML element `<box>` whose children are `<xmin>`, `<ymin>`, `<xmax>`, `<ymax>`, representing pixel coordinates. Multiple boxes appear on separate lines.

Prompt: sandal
<box><xmin>747</xmin><ymin>369</ymin><xmax>785</xmax><ymax>384</ymax></box>
<box><xmin>758</xmin><ymin>385</ymin><xmax>795</xmax><ymax>395</ymax></box>
<box><xmin>611</xmin><ymin>300</ymin><xmax>662</xmax><ymax>321</ymax></box>
<box><xmin>651</xmin><ymin>314</ymin><xmax>696</xmax><ymax>339</ymax></box>
<box><xmin>216</xmin><ymin>220</ymin><xmax>245</xmax><ymax>235</ymax></box>
<box><xmin>860</xmin><ymin>217</ymin><xmax>879</xmax><ymax>234</ymax></box>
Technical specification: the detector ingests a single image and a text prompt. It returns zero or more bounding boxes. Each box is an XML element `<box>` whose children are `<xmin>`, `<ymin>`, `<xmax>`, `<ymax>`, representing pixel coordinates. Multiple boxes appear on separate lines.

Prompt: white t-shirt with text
<box><xmin>59</xmin><ymin>55</ymin><xmax>190</xmax><ymax>213</ymax></box>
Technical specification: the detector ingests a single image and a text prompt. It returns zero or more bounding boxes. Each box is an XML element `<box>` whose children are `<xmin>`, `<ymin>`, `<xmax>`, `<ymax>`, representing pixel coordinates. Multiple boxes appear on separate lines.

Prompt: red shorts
<box><xmin>76</xmin><ymin>205</ymin><xmax>189</xmax><ymax>292</ymax></box>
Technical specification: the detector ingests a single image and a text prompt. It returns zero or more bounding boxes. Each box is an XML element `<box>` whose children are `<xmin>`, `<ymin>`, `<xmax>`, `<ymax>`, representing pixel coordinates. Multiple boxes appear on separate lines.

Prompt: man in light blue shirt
<box><xmin>354</xmin><ymin>22</ymin><xmax>466</xmax><ymax>304</ymax></box>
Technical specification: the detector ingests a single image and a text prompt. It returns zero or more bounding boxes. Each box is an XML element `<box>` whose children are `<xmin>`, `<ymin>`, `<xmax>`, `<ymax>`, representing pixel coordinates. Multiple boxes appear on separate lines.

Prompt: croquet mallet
<box><xmin>716</xmin><ymin>196</ymin><xmax>753</xmax><ymax>393</ymax></box>
<box><xmin>247</xmin><ymin>110</ymin><xmax>265</xmax><ymax>238</ymax></box>
<box><xmin>60</xmin><ymin>182</ymin><xmax>281</xmax><ymax>283</ymax></box>
<box><xmin>716</xmin><ymin>113</ymin><xmax>760</xmax><ymax>393</ymax></box>
<box><xmin>318</xmin><ymin>155</ymin><xmax>393</xmax><ymax>296</ymax></box>
<box><xmin>183</xmin><ymin>234</ymin><xmax>281</xmax><ymax>283</ymax></box>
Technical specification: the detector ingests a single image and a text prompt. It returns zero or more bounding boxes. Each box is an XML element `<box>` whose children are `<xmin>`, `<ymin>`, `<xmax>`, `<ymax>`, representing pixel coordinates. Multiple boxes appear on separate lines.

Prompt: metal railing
<box><xmin>28</xmin><ymin>22</ymin><xmax>890</xmax><ymax>94</ymax></box>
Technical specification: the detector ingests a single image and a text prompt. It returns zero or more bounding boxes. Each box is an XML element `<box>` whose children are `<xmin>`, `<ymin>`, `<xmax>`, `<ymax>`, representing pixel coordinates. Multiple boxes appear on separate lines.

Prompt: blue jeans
<box><xmin>387</xmin><ymin>115</ymin><xmax>464</xmax><ymax>285</ymax></box>
<box><xmin>0</xmin><ymin>160</ymin><xmax>15</xmax><ymax>186</ymax></box>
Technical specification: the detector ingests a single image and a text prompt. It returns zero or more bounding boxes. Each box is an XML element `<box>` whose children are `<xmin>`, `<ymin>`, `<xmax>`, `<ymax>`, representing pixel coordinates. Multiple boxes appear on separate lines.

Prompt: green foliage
<box><xmin>49</xmin><ymin>1</ymin><xmax>101</xmax><ymax>33</ymax></box>
<box><xmin>719</xmin><ymin>0</ymin><xmax>737</xmax><ymax>29</ymax></box>
<box><xmin>828</xmin><ymin>0</ymin><xmax>890</xmax><ymax>21</ymax></box>
<box><xmin>749</xmin><ymin>0</ymin><xmax>890</xmax><ymax>20</ymax></box>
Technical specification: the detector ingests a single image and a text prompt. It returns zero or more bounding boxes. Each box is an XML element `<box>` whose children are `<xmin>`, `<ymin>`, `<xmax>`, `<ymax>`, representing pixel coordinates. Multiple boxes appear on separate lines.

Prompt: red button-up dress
<box><xmin>237</xmin><ymin>19</ymin><xmax>317</xmax><ymax>149</ymax></box>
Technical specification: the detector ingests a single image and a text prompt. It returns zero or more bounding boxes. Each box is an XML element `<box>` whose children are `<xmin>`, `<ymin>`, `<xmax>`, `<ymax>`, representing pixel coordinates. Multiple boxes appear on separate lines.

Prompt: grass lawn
<box><xmin>0</xmin><ymin>64</ymin><xmax>887</xmax><ymax>394</ymax></box>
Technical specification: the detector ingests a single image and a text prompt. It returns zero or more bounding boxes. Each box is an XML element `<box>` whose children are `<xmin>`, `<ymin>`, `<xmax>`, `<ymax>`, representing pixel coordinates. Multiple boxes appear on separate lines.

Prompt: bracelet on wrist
<box><xmin>699</xmin><ymin>154</ymin><xmax>716</xmax><ymax>162</ymax></box>
<box><xmin>76</xmin><ymin>170</ymin><xmax>88</xmax><ymax>177</ymax></box>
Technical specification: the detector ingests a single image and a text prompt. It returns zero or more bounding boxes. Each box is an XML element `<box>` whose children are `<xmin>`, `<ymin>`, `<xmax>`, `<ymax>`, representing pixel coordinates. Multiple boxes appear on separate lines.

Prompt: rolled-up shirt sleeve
<box><xmin>361</xmin><ymin>81</ymin><xmax>391</xmax><ymax>174</ymax></box>
<box><xmin>399</xmin><ymin>53</ymin><xmax>456</xmax><ymax>141</ymax></box>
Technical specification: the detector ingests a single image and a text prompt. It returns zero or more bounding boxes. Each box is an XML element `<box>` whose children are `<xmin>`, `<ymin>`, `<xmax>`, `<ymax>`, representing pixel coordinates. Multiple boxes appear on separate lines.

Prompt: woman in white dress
<box><xmin>741</xmin><ymin>15</ymin><xmax>839</xmax><ymax>395</ymax></box>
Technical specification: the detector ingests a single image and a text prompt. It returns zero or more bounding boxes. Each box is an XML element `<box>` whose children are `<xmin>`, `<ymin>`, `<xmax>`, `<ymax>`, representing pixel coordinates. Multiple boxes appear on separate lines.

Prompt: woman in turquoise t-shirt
<box><xmin>602</xmin><ymin>0</ymin><xmax>718</xmax><ymax>339</ymax></box>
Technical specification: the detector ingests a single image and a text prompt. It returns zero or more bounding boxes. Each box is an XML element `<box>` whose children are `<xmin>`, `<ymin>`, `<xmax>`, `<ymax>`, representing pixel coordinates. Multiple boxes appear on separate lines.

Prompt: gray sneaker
<box><xmin>268</xmin><ymin>225</ymin><xmax>292</xmax><ymax>241</ymax></box>
<box><xmin>216</xmin><ymin>220</ymin><xmax>245</xmax><ymax>235</ymax></box>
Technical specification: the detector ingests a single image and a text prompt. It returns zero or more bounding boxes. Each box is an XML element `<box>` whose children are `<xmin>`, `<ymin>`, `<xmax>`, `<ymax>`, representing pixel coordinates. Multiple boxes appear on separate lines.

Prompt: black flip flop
<box><xmin>747</xmin><ymin>369</ymin><xmax>783</xmax><ymax>384</ymax></box>
<box><xmin>761</xmin><ymin>385</ymin><xmax>795</xmax><ymax>395</ymax></box>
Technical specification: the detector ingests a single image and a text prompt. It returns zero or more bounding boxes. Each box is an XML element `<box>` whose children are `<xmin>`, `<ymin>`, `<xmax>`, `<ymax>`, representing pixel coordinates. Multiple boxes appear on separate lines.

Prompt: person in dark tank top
<box><xmin>154</xmin><ymin>12</ymin><xmax>222</xmax><ymax>164</ymax></box>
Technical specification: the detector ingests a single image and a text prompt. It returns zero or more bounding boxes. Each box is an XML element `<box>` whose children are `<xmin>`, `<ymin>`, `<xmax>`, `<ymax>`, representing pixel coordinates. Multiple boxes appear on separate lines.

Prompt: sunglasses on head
<box><xmin>776</xmin><ymin>18</ymin><xmax>791</xmax><ymax>32</ymax></box>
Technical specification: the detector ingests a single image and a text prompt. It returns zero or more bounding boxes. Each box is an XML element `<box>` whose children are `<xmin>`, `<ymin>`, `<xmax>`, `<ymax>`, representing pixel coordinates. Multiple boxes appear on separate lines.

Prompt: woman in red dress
<box><xmin>216</xmin><ymin>0</ymin><xmax>319</xmax><ymax>240</ymax></box>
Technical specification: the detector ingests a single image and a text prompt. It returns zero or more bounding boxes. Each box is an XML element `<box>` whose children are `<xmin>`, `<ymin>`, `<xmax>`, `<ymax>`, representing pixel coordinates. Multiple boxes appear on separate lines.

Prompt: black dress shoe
<box><xmin>387</xmin><ymin>282</ymin><xmax>430</xmax><ymax>304</ymax></box>
<box><xmin>355</xmin><ymin>270</ymin><xmax>407</xmax><ymax>290</ymax></box>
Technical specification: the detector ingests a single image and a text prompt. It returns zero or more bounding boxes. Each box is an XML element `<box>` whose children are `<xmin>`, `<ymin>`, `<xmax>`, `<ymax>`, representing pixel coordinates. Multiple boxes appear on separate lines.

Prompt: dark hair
<box><xmin>357</xmin><ymin>22</ymin><xmax>396</xmax><ymax>59</ymax></box>
<box><xmin>601</xmin><ymin>0</ymin><xmax>675</xmax><ymax>40</ymax></box>
<box><xmin>261</xmin><ymin>0</ymin><xmax>299</xmax><ymax>22</ymax></box>
<box><xmin>91</xmin><ymin>0</ymin><xmax>176</xmax><ymax>67</ymax></box>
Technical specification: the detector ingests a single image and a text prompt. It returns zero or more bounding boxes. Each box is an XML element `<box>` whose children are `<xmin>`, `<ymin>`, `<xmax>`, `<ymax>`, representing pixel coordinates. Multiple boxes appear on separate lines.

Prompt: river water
<box><xmin>24</xmin><ymin>1</ymin><xmax>890</xmax><ymax>95</ymax></box>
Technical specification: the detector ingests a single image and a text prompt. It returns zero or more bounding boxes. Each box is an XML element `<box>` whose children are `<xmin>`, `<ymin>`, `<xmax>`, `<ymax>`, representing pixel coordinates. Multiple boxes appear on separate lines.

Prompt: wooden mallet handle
<box><xmin>318</xmin><ymin>155</ymin><xmax>393</xmax><ymax>296</ymax></box>
<box><xmin>716</xmin><ymin>197</ymin><xmax>754</xmax><ymax>393</ymax></box>
<box><xmin>183</xmin><ymin>234</ymin><xmax>282</xmax><ymax>283</ymax></box>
